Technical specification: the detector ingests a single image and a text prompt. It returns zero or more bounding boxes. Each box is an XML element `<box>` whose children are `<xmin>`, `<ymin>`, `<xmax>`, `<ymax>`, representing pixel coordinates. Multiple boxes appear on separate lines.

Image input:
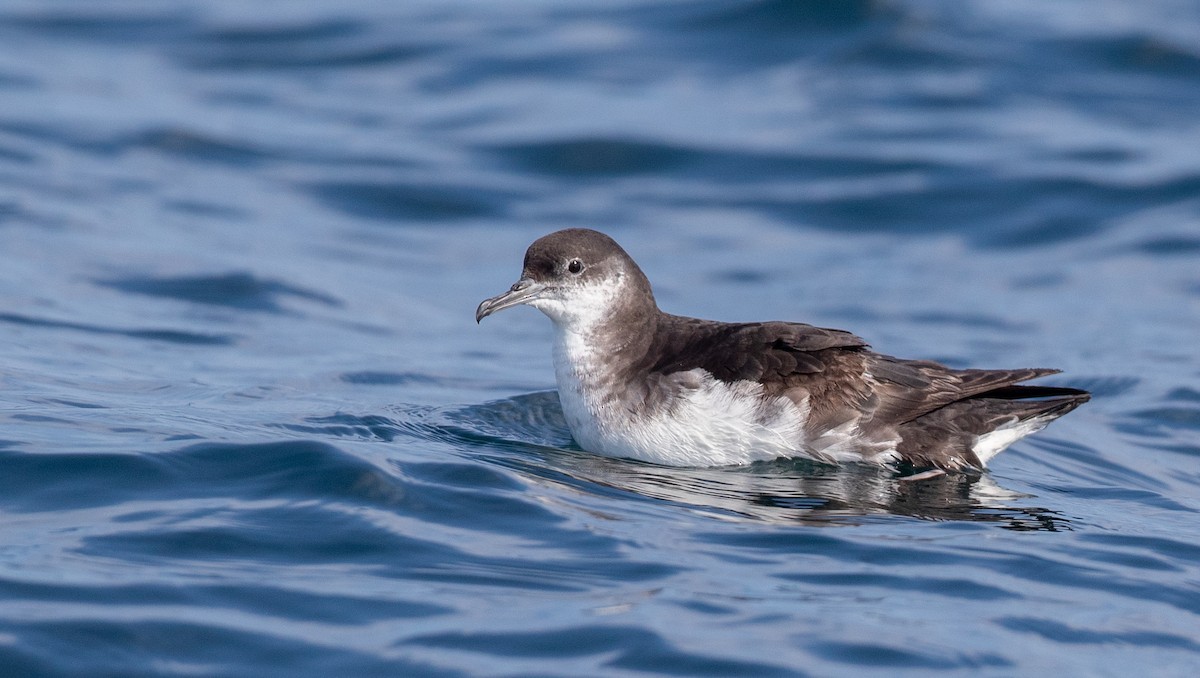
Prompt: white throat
<box><xmin>528</xmin><ymin>271</ymin><xmax>627</xmax><ymax>333</ymax></box>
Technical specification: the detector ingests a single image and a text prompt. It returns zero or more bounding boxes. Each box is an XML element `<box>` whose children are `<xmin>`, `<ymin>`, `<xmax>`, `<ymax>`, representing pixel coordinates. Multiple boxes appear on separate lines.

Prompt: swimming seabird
<box><xmin>476</xmin><ymin>228</ymin><xmax>1089</xmax><ymax>472</ymax></box>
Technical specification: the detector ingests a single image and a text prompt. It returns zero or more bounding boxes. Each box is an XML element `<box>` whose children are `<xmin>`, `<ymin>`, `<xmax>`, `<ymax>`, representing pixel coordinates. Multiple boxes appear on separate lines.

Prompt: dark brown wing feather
<box><xmin>646</xmin><ymin>316</ymin><xmax>868</xmax><ymax>384</ymax></box>
<box><xmin>867</xmin><ymin>356</ymin><xmax>1066</xmax><ymax>424</ymax></box>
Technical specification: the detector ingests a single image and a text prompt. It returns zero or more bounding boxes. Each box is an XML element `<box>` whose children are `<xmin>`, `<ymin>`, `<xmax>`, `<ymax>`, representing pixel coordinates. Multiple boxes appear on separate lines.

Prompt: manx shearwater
<box><xmin>476</xmin><ymin>228</ymin><xmax>1089</xmax><ymax>472</ymax></box>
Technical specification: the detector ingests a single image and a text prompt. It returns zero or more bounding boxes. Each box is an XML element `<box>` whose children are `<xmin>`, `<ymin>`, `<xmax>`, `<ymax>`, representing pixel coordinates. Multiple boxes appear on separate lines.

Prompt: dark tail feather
<box><xmin>974</xmin><ymin>384</ymin><xmax>1092</xmax><ymax>401</ymax></box>
<box><xmin>1003</xmin><ymin>391</ymin><xmax>1091</xmax><ymax>421</ymax></box>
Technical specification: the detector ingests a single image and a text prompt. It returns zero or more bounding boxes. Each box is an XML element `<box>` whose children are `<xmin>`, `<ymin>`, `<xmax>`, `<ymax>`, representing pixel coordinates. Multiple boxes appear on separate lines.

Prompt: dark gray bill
<box><xmin>475</xmin><ymin>278</ymin><xmax>543</xmax><ymax>323</ymax></box>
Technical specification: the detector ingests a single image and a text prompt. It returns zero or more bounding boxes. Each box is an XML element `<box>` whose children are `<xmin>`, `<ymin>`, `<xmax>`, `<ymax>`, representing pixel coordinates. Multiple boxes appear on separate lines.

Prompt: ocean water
<box><xmin>1</xmin><ymin>0</ymin><xmax>1199</xmax><ymax>675</ymax></box>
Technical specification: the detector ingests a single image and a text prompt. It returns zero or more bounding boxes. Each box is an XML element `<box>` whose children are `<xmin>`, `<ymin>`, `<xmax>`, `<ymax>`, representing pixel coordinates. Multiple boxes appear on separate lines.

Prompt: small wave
<box><xmin>305</xmin><ymin>180</ymin><xmax>511</xmax><ymax>222</ymax></box>
<box><xmin>409</xmin><ymin>624</ymin><xmax>796</xmax><ymax>676</ymax></box>
<box><xmin>0</xmin><ymin>440</ymin><xmax>403</xmax><ymax>513</ymax></box>
<box><xmin>490</xmin><ymin>137</ymin><xmax>696</xmax><ymax>177</ymax></box>
<box><xmin>997</xmin><ymin>616</ymin><xmax>1200</xmax><ymax>650</ymax></box>
<box><xmin>683</xmin><ymin>0</ymin><xmax>880</xmax><ymax>34</ymax></box>
<box><xmin>95</xmin><ymin>272</ymin><xmax>341</xmax><ymax>313</ymax></box>
<box><xmin>0</xmin><ymin>312</ymin><xmax>235</xmax><ymax>346</ymax></box>
<box><xmin>177</xmin><ymin>20</ymin><xmax>431</xmax><ymax>71</ymax></box>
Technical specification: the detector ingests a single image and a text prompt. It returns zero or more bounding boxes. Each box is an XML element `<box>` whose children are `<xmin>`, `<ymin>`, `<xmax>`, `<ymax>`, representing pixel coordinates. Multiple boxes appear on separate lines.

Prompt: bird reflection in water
<box><xmin>541</xmin><ymin>453</ymin><xmax>1069</xmax><ymax>531</ymax></box>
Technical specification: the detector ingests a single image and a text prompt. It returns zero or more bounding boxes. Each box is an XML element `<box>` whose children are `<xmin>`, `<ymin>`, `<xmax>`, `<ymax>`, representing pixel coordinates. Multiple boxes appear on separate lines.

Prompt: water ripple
<box><xmin>96</xmin><ymin>273</ymin><xmax>341</xmax><ymax>313</ymax></box>
<box><xmin>409</xmin><ymin>625</ymin><xmax>798</xmax><ymax>676</ymax></box>
<box><xmin>305</xmin><ymin>180</ymin><xmax>512</xmax><ymax>222</ymax></box>
<box><xmin>0</xmin><ymin>312</ymin><xmax>235</xmax><ymax>346</ymax></box>
<box><xmin>996</xmin><ymin>616</ymin><xmax>1200</xmax><ymax>650</ymax></box>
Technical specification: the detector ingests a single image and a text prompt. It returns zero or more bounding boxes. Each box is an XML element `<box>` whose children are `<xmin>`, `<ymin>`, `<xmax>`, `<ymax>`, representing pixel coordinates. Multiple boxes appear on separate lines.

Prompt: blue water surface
<box><xmin>1</xmin><ymin>0</ymin><xmax>1199</xmax><ymax>675</ymax></box>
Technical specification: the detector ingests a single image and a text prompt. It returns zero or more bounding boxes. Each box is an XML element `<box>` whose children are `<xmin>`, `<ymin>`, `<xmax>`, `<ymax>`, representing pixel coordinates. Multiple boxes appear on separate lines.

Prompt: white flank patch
<box><xmin>972</xmin><ymin>415</ymin><xmax>1052</xmax><ymax>465</ymax></box>
<box><xmin>559</xmin><ymin>365</ymin><xmax>811</xmax><ymax>466</ymax></box>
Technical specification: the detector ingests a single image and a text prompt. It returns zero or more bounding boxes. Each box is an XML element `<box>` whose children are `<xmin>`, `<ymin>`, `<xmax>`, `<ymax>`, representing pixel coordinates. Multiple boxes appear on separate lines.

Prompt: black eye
<box><xmin>567</xmin><ymin>259</ymin><xmax>584</xmax><ymax>274</ymax></box>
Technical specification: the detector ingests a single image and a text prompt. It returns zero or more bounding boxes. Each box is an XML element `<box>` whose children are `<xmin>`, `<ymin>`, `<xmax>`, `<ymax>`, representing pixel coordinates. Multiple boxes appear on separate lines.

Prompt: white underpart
<box><xmin>530</xmin><ymin>273</ymin><xmax>882</xmax><ymax>467</ymax></box>
<box><xmin>557</xmin><ymin>360</ymin><xmax>811</xmax><ymax>466</ymax></box>
<box><xmin>972</xmin><ymin>415</ymin><xmax>1052</xmax><ymax>465</ymax></box>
